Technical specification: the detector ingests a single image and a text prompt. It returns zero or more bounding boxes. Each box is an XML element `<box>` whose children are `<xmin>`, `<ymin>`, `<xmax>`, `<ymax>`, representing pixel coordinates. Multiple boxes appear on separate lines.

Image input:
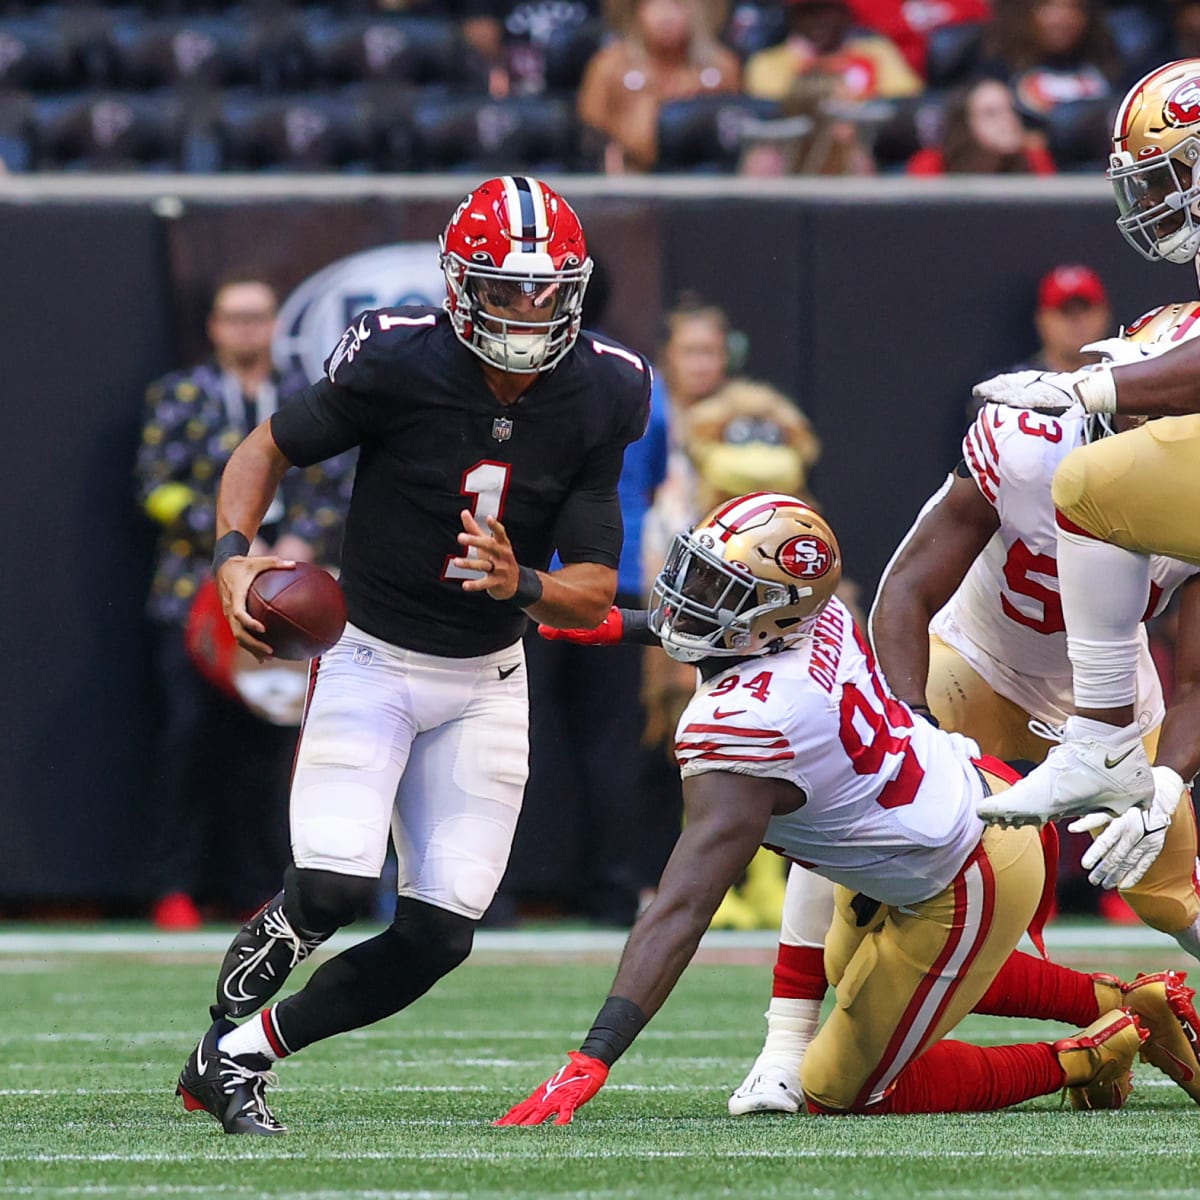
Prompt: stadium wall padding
<box><xmin>0</xmin><ymin>187</ymin><xmax>1177</xmax><ymax>900</ymax></box>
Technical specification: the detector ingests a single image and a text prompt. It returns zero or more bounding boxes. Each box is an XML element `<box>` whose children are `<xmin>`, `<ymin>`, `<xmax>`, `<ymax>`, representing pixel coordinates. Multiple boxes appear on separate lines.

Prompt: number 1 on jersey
<box><xmin>445</xmin><ymin>460</ymin><xmax>512</xmax><ymax>581</ymax></box>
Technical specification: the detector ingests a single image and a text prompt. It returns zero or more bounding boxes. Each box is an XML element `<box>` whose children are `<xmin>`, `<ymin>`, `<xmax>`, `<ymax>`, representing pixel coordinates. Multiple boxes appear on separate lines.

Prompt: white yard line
<box><xmin>0</xmin><ymin>926</ymin><xmax>1178</xmax><ymax>956</ymax></box>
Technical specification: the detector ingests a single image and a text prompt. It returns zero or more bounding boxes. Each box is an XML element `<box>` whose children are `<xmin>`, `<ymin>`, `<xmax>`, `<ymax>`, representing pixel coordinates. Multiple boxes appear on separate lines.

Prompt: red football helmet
<box><xmin>440</xmin><ymin>175</ymin><xmax>592</xmax><ymax>373</ymax></box>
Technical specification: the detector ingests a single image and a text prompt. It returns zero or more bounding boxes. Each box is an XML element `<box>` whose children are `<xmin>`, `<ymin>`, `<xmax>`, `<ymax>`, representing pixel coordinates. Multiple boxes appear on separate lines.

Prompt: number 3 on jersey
<box><xmin>444</xmin><ymin>460</ymin><xmax>512</xmax><ymax>581</ymax></box>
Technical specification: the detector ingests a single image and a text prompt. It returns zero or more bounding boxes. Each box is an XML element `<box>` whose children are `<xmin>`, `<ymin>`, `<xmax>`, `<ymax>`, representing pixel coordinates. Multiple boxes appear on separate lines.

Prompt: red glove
<box><xmin>494</xmin><ymin>1051</ymin><xmax>609</xmax><ymax>1126</ymax></box>
<box><xmin>537</xmin><ymin>606</ymin><xmax>624</xmax><ymax>646</ymax></box>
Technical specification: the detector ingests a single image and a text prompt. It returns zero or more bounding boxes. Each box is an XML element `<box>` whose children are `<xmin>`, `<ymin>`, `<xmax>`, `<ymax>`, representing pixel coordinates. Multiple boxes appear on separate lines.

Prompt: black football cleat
<box><xmin>214</xmin><ymin>891</ymin><xmax>330</xmax><ymax>1019</ymax></box>
<box><xmin>177</xmin><ymin>1017</ymin><xmax>286</xmax><ymax>1135</ymax></box>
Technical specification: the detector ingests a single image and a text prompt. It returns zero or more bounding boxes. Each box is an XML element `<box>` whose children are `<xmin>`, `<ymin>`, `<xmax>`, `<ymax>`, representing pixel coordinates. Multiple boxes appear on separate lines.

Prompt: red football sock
<box><xmin>861</xmin><ymin>1040</ymin><xmax>1064</xmax><ymax>1114</ymax></box>
<box><xmin>974</xmin><ymin>950</ymin><xmax>1100</xmax><ymax>1026</ymax></box>
<box><xmin>772</xmin><ymin>944</ymin><xmax>828</xmax><ymax>1001</ymax></box>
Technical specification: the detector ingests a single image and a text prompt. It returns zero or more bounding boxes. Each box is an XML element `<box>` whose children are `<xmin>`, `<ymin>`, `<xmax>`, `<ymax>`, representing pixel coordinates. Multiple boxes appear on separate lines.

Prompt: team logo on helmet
<box><xmin>1164</xmin><ymin>78</ymin><xmax>1200</xmax><ymax>127</ymax></box>
<box><xmin>1125</xmin><ymin>305</ymin><xmax>1167</xmax><ymax>335</ymax></box>
<box><xmin>776</xmin><ymin>535</ymin><xmax>834</xmax><ymax>579</ymax></box>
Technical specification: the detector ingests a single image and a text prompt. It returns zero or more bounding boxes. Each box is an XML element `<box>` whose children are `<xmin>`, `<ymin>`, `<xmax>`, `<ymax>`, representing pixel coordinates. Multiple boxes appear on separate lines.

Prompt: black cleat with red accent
<box><xmin>177</xmin><ymin>1018</ymin><xmax>286</xmax><ymax>1135</ymax></box>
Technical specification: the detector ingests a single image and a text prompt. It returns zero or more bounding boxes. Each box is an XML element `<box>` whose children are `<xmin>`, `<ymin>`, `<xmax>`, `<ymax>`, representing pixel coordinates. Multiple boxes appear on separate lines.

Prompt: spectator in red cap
<box><xmin>1028</xmin><ymin>264</ymin><xmax>1112</xmax><ymax>372</ymax></box>
<box><xmin>967</xmin><ymin>263</ymin><xmax>1111</xmax><ymax>423</ymax></box>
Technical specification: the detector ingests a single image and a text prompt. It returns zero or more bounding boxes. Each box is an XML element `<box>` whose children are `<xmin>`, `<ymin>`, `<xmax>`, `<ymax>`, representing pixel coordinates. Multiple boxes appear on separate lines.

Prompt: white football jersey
<box><xmin>675</xmin><ymin>597</ymin><xmax>986</xmax><ymax>907</ymax></box>
<box><xmin>929</xmin><ymin>405</ymin><xmax>1196</xmax><ymax>727</ymax></box>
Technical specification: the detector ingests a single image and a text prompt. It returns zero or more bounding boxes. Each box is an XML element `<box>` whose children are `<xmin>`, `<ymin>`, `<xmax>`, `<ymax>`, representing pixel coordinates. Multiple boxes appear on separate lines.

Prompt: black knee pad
<box><xmin>390</xmin><ymin>896</ymin><xmax>476</xmax><ymax>976</ymax></box>
<box><xmin>284</xmin><ymin>865</ymin><xmax>377</xmax><ymax>935</ymax></box>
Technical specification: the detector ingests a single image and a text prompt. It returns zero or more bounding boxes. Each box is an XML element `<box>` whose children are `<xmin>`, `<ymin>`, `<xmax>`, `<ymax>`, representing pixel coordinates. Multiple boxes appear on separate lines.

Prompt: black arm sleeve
<box><xmin>270</xmin><ymin>378</ymin><xmax>373</xmax><ymax>468</ymax></box>
<box><xmin>620</xmin><ymin>608</ymin><xmax>660</xmax><ymax>646</ymax></box>
<box><xmin>552</xmin><ymin>443</ymin><xmax>626</xmax><ymax>568</ymax></box>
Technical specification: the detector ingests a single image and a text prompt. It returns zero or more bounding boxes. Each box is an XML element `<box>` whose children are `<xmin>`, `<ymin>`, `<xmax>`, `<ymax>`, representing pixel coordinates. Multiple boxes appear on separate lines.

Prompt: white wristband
<box><xmin>1073</xmin><ymin>366</ymin><xmax>1117</xmax><ymax>415</ymax></box>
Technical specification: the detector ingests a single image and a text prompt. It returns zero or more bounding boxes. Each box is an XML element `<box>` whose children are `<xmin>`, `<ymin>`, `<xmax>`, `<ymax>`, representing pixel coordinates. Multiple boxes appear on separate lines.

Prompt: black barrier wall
<box><xmin>0</xmin><ymin>179</ymin><xmax>1182</xmax><ymax>901</ymax></box>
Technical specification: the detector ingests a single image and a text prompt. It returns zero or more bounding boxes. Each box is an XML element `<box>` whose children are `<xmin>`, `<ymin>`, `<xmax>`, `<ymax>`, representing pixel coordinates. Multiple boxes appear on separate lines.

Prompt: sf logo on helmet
<box><xmin>1164</xmin><ymin>79</ymin><xmax>1200</xmax><ymax>127</ymax></box>
<box><xmin>776</xmin><ymin>535</ymin><xmax>833</xmax><ymax>579</ymax></box>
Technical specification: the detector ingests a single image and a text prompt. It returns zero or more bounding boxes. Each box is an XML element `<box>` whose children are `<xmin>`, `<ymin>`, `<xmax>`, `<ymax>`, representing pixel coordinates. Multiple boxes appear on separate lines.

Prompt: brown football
<box><xmin>246</xmin><ymin>564</ymin><xmax>347</xmax><ymax>660</ymax></box>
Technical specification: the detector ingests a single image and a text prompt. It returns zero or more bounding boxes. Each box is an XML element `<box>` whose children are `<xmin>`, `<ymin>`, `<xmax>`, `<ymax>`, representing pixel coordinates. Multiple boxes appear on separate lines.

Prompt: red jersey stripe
<box><xmin>682</xmin><ymin>723</ymin><xmax>787</xmax><ymax>738</ymax></box>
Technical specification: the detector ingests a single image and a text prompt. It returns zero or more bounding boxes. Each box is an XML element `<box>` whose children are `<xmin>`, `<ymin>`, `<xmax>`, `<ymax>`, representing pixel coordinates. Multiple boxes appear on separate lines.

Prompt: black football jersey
<box><xmin>271</xmin><ymin>307</ymin><xmax>651</xmax><ymax>657</ymax></box>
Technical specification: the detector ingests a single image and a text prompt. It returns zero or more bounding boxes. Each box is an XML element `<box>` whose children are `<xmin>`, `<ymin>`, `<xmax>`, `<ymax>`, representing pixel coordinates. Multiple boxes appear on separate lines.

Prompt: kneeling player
<box><xmin>496</xmin><ymin>495</ymin><xmax>1178</xmax><ymax>1123</ymax></box>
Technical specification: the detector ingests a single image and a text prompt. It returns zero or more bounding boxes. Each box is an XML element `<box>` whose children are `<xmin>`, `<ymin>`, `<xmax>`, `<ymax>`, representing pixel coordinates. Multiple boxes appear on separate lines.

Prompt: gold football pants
<box><xmin>801</xmin><ymin>794</ymin><xmax>1042</xmax><ymax>1111</ymax></box>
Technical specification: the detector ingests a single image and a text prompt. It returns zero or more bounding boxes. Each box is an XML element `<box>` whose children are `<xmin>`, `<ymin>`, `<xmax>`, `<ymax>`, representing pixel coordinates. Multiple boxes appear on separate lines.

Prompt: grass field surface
<box><xmin>3</xmin><ymin>923</ymin><xmax>1200</xmax><ymax>1199</ymax></box>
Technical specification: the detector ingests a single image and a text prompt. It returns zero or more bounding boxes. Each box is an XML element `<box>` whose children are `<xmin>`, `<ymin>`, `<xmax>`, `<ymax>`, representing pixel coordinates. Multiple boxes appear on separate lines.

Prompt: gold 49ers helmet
<box><xmin>1110</xmin><ymin>59</ymin><xmax>1200</xmax><ymax>263</ymax></box>
<box><xmin>1121</xmin><ymin>298</ymin><xmax>1200</xmax><ymax>345</ymax></box>
<box><xmin>649</xmin><ymin>492</ymin><xmax>842</xmax><ymax>664</ymax></box>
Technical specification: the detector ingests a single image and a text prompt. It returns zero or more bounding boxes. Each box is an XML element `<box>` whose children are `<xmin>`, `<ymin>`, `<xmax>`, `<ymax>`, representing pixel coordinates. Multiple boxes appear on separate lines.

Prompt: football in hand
<box><xmin>246</xmin><ymin>564</ymin><xmax>347</xmax><ymax>660</ymax></box>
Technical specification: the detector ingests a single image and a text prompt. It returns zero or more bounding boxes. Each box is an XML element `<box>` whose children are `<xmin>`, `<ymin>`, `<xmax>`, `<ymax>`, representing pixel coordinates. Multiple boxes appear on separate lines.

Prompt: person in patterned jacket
<box><xmin>136</xmin><ymin>274</ymin><xmax>354</xmax><ymax>930</ymax></box>
<box><xmin>498</xmin><ymin>493</ymin><xmax>1200</xmax><ymax>1125</ymax></box>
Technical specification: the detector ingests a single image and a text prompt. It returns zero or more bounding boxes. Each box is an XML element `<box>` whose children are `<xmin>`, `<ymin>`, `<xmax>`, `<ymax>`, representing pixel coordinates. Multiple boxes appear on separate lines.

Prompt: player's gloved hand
<box><xmin>1080</xmin><ymin>336</ymin><xmax>1158</xmax><ymax>367</ymax></box>
<box><xmin>537</xmin><ymin>607</ymin><xmax>624</xmax><ymax>645</ymax></box>
<box><xmin>972</xmin><ymin>365</ymin><xmax>1116</xmax><ymax>415</ymax></box>
<box><xmin>1069</xmin><ymin>766</ymin><xmax>1185</xmax><ymax>890</ymax></box>
<box><xmin>494</xmin><ymin>1051</ymin><xmax>609</xmax><ymax>1126</ymax></box>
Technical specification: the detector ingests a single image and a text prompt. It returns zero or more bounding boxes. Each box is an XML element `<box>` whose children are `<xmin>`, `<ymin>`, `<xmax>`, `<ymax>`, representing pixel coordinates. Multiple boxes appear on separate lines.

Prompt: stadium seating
<box><xmin>923</xmin><ymin>21</ymin><xmax>986</xmax><ymax>90</ymax></box>
<box><xmin>410</xmin><ymin>93</ymin><xmax>577</xmax><ymax>174</ymax></box>
<box><xmin>104</xmin><ymin>14</ymin><xmax>251</xmax><ymax>89</ymax></box>
<box><xmin>539</xmin><ymin>18</ymin><xmax>606</xmax><ymax>93</ymax></box>
<box><xmin>30</xmin><ymin>90</ymin><xmax>185</xmax><ymax>171</ymax></box>
<box><xmin>0</xmin><ymin>93</ymin><xmax>33</xmax><ymax>172</ymax></box>
<box><xmin>304</xmin><ymin>14</ymin><xmax>480</xmax><ymax>89</ymax></box>
<box><xmin>0</xmin><ymin>14</ymin><xmax>78</xmax><ymax>92</ymax></box>
<box><xmin>721</xmin><ymin>1</ymin><xmax>788</xmax><ymax>60</ymax></box>
<box><xmin>212</xmin><ymin>90</ymin><xmax>374</xmax><ymax>172</ymax></box>
<box><xmin>655</xmin><ymin>95</ymin><xmax>781</xmax><ymax>173</ymax></box>
<box><xmin>1041</xmin><ymin>95</ymin><xmax>1113</xmax><ymax>172</ymax></box>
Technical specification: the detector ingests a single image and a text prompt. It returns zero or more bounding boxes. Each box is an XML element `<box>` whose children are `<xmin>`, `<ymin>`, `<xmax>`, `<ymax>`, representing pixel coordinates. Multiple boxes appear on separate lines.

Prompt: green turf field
<box><xmin>3</xmin><ymin>924</ymin><xmax>1200</xmax><ymax>1199</ymax></box>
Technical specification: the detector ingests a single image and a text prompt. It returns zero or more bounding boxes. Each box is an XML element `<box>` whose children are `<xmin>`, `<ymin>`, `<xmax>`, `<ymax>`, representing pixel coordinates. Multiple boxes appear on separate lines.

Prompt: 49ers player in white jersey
<box><xmin>971</xmin><ymin>60</ymin><xmax>1200</xmax><ymax>841</ymax></box>
<box><xmin>730</xmin><ymin>307</ymin><xmax>1200</xmax><ymax>1117</ymax></box>
<box><xmin>495</xmin><ymin>494</ymin><xmax>1162</xmax><ymax>1124</ymax></box>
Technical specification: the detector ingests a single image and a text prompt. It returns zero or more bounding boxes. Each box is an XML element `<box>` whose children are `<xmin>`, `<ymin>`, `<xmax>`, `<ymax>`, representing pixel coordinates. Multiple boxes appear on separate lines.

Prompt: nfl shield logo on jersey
<box><xmin>492</xmin><ymin>417</ymin><xmax>513</xmax><ymax>442</ymax></box>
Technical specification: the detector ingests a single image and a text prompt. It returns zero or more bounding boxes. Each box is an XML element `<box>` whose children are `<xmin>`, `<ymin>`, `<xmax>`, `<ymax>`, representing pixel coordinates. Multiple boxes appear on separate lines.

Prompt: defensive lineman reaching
<box><xmin>176</xmin><ymin>177</ymin><xmax>651</xmax><ymax>1134</ymax></box>
<box><xmin>971</xmin><ymin>59</ymin><xmax>1200</xmax><ymax>836</ymax></box>
<box><xmin>498</xmin><ymin>494</ymin><xmax>1152</xmax><ymax>1124</ymax></box>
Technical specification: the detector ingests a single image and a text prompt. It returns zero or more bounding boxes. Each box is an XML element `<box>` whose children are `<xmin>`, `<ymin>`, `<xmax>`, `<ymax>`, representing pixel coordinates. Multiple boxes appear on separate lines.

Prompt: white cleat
<box><xmin>728</xmin><ymin>1065</ymin><xmax>803</xmax><ymax>1116</ymax></box>
<box><xmin>976</xmin><ymin>718</ymin><xmax>1153</xmax><ymax>829</ymax></box>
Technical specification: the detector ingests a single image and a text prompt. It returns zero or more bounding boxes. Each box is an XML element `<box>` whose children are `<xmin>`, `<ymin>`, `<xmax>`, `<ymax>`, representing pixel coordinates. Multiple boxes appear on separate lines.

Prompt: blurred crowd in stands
<box><xmin>0</xmin><ymin>0</ymin><xmax>1194</xmax><ymax>176</ymax></box>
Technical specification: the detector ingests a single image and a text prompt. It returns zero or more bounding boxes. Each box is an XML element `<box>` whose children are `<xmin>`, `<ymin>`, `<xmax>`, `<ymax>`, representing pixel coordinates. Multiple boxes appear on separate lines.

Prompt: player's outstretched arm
<box><xmin>537</xmin><ymin>606</ymin><xmax>661</xmax><ymax>646</ymax></box>
<box><xmin>973</xmin><ymin>335</ymin><xmax>1200</xmax><ymax>418</ymax></box>
<box><xmin>870</xmin><ymin>469</ymin><xmax>1000</xmax><ymax>713</ymax></box>
<box><xmin>495</xmin><ymin>771</ymin><xmax>786</xmax><ymax>1126</ymax></box>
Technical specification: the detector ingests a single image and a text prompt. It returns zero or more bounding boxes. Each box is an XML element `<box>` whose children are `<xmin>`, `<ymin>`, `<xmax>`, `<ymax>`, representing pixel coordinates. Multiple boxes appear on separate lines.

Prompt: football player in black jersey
<box><xmin>176</xmin><ymin>176</ymin><xmax>652</xmax><ymax>1135</ymax></box>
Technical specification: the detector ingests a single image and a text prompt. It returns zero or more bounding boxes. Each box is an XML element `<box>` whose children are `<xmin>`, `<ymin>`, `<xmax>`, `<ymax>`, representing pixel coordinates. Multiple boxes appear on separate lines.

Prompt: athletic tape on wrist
<box><xmin>1074</xmin><ymin>367</ymin><xmax>1117</xmax><ymax>415</ymax></box>
<box><xmin>512</xmin><ymin>565</ymin><xmax>544</xmax><ymax>608</ymax></box>
<box><xmin>213</xmin><ymin>530</ymin><xmax>251</xmax><ymax>573</ymax></box>
<box><xmin>580</xmin><ymin>996</ymin><xmax>648</xmax><ymax>1067</ymax></box>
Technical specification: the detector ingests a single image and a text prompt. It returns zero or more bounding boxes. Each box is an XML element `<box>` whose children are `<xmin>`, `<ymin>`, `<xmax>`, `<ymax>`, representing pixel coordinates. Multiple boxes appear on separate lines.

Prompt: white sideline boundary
<box><xmin>0</xmin><ymin>923</ymin><xmax>1177</xmax><ymax>956</ymax></box>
